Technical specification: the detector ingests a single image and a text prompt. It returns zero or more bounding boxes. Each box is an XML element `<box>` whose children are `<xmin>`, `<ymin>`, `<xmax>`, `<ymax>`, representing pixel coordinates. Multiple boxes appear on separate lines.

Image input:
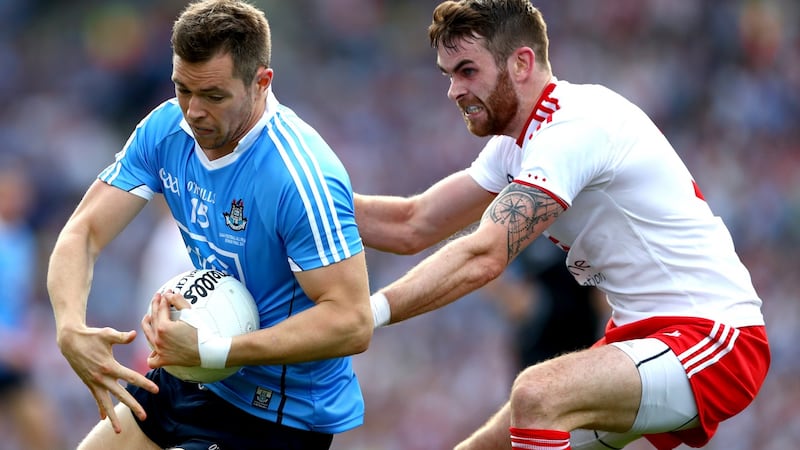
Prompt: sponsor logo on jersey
<box><xmin>160</xmin><ymin>168</ymin><xmax>180</xmax><ymax>194</ymax></box>
<box><xmin>187</xmin><ymin>180</ymin><xmax>216</xmax><ymax>204</ymax></box>
<box><xmin>567</xmin><ymin>259</ymin><xmax>607</xmax><ymax>287</ymax></box>
<box><xmin>223</xmin><ymin>199</ymin><xmax>248</xmax><ymax>231</ymax></box>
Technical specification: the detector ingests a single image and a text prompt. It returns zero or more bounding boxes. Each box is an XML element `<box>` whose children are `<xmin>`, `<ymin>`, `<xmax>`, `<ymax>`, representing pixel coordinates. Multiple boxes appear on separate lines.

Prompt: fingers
<box><xmin>165</xmin><ymin>289</ymin><xmax>192</xmax><ymax>310</ymax></box>
<box><xmin>83</xmin><ymin>327</ymin><xmax>158</xmax><ymax>431</ymax></box>
<box><xmin>100</xmin><ymin>366</ymin><xmax>158</xmax><ymax>429</ymax></box>
<box><xmin>120</xmin><ymin>365</ymin><xmax>159</xmax><ymax>395</ymax></box>
<box><xmin>115</xmin><ymin>329</ymin><xmax>137</xmax><ymax>345</ymax></box>
<box><xmin>142</xmin><ymin>308</ymin><xmax>156</xmax><ymax>349</ymax></box>
<box><xmin>151</xmin><ymin>291</ymin><xmax>187</xmax><ymax>323</ymax></box>
<box><xmin>152</xmin><ymin>291</ymin><xmax>170</xmax><ymax>322</ymax></box>
<box><xmin>90</xmin><ymin>383</ymin><xmax>125</xmax><ymax>433</ymax></box>
<box><xmin>147</xmin><ymin>351</ymin><xmax>162</xmax><ymax>369</ymax></box>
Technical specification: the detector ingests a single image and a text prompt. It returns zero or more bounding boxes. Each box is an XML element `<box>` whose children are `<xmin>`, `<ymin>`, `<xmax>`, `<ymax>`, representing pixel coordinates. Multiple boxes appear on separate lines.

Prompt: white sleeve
<box><xmin>467</xmin><ymin>135</ymin><xmax>522</xmax><ymax>194</ymax></box>
<box><xmin>516</xmin><ymin>119</ymin><xmax>612</xmax><ymax>206</ymax></box>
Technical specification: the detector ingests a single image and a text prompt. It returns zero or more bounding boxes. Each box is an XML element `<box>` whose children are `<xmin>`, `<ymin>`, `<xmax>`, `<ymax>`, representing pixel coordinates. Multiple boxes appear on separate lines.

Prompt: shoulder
<box><xmin>269</xmin><ymin>104</ymin><xmax>327</xmax><ymax>148</ymax></box>
<box><xmin>553</xmin><ymin>80</ymin><xmax>647</xmax><ymax>124</ymax></box>
<box><xmin>268</xmin><ymin>106</ymin><xmax>347</xmax><ymax>174</ymax></box>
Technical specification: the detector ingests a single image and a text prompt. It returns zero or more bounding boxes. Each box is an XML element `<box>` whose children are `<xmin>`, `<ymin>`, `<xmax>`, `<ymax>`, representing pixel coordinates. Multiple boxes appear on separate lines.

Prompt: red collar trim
<box><xmin>515</xmin><ymin>81</ymin><xmax>558</xmax><ymax>147</ymax></box>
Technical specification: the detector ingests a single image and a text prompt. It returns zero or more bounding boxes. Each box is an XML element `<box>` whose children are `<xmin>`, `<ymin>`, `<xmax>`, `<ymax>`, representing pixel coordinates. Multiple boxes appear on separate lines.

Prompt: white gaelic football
<box><xmin>148</xmin><ymin>269</ymin><xmax>260</xmax><ymax>383</ymax></box>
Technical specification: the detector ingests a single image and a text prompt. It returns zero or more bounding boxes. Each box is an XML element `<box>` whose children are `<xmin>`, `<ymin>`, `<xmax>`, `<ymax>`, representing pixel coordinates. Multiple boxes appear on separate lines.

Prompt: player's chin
<box><xmin>465</xmin><ymin>120</ymin><xmax>492</xmax><ymax>137</ymax></box>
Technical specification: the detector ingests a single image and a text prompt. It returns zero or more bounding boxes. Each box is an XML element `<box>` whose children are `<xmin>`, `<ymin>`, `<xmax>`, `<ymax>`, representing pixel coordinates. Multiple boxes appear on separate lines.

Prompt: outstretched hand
<box><xmin>57</xmin><ymin>325</ymin><xmax>158</xmax><ymax>434</ymax></box>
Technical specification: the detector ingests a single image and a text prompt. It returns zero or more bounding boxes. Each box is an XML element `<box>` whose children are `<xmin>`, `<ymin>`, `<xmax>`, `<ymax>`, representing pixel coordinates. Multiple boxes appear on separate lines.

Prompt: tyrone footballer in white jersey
<box><xmin>468</xmin><ymin>78</ymin><xmax>764</xmax><ymax>330</ymax></box>
<box><xmin>354</xmin><ymin>2</ymin><xmax>770</xmax><ymax>450</ymax></box>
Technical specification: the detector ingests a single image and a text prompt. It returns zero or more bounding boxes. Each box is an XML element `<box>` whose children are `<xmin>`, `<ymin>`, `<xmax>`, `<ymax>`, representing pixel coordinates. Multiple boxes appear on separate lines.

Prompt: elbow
<box><xmin>391</xmin><ymin>231</ymin><xmax>431</xmax><ymax>255</ymax></box>
<box><xmin>367</xmin><ymin>227</ymin><xmax>431</xmax><ymax>255</ymax></box>
<box><xmin>349</xmin><ymin>316</ymin><xmax>373</xmax><ymax>354</ymax></box>
<box><xmin>471</xmin><ymin>253</ymin><xmax>507</xmax><ymax>288</ymax></box>
<box><xmin>392</xmin><ymin>220</ymin><xmax>448</xmax><ymax>255</ymax></box>
<box><xmin>352</xmin><ymin>327</ymin><xmax>372</xmax><ymax>354</ymax></box>
<box><xmin>343</xmin><ymin>305</ymin><xmax>374</xmax><ymax>355</ymax></box>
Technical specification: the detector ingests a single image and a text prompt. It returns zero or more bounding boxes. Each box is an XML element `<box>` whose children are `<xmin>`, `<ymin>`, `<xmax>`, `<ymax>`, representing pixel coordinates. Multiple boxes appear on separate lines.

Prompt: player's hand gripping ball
<box><xmin>147</xmin><ymin>269</ymin><xmax>260</xmax><ymax>383</ymax></box>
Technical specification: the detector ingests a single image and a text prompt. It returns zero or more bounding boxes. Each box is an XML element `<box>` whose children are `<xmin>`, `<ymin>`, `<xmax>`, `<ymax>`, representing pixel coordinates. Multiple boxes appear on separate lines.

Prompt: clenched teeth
<box><xmin>465</xmin><ymin>105</ymin><xmax>482</xmax><ymax>115</ymax></box>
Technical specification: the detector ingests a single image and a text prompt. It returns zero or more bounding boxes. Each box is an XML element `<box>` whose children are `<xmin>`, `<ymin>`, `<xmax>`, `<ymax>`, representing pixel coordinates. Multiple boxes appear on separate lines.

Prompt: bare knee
<box><xmin>509</xmin><ymin>365</ymin><xmax>563</xmax><ymax>429</ymax></box>
<box><xmin>509</xmin><ymin>347</ymin><xmax>643</xmax><ymax>433</ymax></box>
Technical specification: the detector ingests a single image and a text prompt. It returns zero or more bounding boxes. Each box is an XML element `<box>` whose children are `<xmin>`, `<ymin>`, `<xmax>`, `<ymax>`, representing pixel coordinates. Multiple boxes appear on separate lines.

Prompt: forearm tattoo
<box><xmin>484</xmin><ymin>183</ymin><xmax>561</xmax><ymax>261</ymax></box>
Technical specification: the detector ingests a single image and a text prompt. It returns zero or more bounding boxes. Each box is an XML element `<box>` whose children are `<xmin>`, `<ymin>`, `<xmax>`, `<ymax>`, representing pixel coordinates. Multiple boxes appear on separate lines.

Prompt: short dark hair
<box><xmin>171</xmin><ymin>0</ymin><xmax>271</xmax><ymax>84</ymax></box>
<box><xmin>428</xmin><ymin>0</ymin><xmax>550</xmax><ymax>71</ymax></box>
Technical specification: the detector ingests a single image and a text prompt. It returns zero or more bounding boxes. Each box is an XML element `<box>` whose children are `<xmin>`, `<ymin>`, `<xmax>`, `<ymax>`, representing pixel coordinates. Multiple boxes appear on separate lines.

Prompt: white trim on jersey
<box><xmin>679</xmin><ymin>322</ymin><xmax>740</xmax><ymax>378</ymax></box>
<box><xmin>130</xmin><ymin>184</ymin><xmax>155</xmax><ymax>200</ymax></box>
<box><xmin>175</xmin><ymin>220</ymin><xmax>245</xmax><ymax>284</ymax></box>
<box><xmin>269</xmin><ymin>118</ymin><xmax>349</xmax><ymax>267</ymax></box>
<box><xmin>99</xmin><ymin>154</ymin><xmax>125</xmax><ymax>185</ymax></box>
<box><xmin>276</xmin><ymin>118</ymin><xmax>351</xmax><ymax>262</ymax></box>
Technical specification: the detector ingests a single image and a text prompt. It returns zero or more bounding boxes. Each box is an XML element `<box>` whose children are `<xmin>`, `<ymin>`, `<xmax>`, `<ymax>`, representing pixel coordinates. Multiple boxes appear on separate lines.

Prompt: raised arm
<box><xmin>355</xmin><ymin>170</ymin><xmax>496</xmax><ymax>254</ymax></box>
<box><xmin>375</xmin><ymin>182</ymin><xmax>564</xmax><ymax>324</ymax></box>
<box><xmin>46</xmin><ymin>180</ymin><xmax>157</xmax><ymax>432</ymax></box>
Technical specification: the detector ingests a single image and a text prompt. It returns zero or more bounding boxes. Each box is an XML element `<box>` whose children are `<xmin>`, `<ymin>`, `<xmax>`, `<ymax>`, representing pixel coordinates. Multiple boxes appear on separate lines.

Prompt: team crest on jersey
<box><xmin>252</xmin><ymin>386</ymin><xmax>273</xmax><ymax>409</ymax></box>
<box><xmin>223</xmin><ymin>199</ymin><xmax>248</xmax><ymax>231</ymax></box>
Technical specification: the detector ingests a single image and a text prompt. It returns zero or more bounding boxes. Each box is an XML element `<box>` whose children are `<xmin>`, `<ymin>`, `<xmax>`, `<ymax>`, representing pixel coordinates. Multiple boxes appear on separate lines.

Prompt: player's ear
<box><xmin>256</xmin><ymin>66</ymin><xmax>273</xmax><ymax>90</ymax></box>
<box><xmin>511</xmin><ymin>47</ymin><xmax>535</xmax><ymax>80</ymax></box>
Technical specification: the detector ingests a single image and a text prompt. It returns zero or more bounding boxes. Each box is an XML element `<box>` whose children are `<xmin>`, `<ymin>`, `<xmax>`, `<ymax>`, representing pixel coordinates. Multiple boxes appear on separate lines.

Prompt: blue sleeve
<box><xmin>98</xmin><ymin>100</ymin><xmax>181</xmax><ymax>198</ymax></box>
<box><xmin>273</xmin><ymin>134</ymin><xmax>363</xmax><ymax>271</ymax></box>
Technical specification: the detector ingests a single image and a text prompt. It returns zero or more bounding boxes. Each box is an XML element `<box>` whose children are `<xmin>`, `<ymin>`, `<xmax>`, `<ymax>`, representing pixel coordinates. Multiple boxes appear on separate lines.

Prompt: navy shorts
<box><xmin>126</xmin><ymin>368</ymin><xmax>333</xmax><ymax>450</ymax></box>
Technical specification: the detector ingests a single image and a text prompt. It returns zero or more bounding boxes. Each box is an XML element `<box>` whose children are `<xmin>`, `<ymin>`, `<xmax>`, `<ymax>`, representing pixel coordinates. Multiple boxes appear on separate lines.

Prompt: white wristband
<box><xmin>197</xmin><ymin>332</ymin><xmax>232</xmax><ymax>369</ymax></box>
<box><xmin>370</xmin><ymin>292</ymin><xmax>391</xmax><ymax>328</ymax></box>
<box><xmin>179</xmin><ymin>309</ymin><xmax>231</xmax><ymax>369</ymax></box>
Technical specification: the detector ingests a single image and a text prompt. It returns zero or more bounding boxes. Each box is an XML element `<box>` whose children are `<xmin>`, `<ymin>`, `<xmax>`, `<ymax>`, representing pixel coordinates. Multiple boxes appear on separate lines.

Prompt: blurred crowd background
<box><xmin>1</xmin><ymin>0</ymin><xmax>798</xmax><ymax>449</ymax></box>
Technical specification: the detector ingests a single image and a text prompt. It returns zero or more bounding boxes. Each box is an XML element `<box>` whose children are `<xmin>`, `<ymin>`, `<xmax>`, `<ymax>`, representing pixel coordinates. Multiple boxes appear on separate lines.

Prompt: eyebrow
<box><xmin>438</xmin><ymin>58</ymin><xmax>474</xmax><ymax>75</ymax></box>
<box><xmin>172</xmin><ymin>79</ymin><xmax>226</xmax><ymax>93</ymax></box>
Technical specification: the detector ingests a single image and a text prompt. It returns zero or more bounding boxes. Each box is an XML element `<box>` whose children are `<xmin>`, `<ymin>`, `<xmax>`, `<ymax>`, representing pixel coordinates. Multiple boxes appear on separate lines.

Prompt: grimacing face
<box><xmin>438</xmin><ymin>38</ymin><xmax>519</xmax><ymax>137</ymax></box>
<box><xmin>172</xmin><ymin>52</ymin><xmax>267</xmax><ymax>159</ymax></box>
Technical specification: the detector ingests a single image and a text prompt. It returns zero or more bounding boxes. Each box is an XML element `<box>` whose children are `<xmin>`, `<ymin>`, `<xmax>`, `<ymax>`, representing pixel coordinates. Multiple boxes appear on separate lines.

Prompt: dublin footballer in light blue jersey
<box><xmin>100</xmin><ymin>88</ymin><xmax>365</xmax><ymax>433</ymax></box>
<box><xmin>48</xmin><ymin>3</ymin><xmax>372</xmax><ymax>448</ymax></box>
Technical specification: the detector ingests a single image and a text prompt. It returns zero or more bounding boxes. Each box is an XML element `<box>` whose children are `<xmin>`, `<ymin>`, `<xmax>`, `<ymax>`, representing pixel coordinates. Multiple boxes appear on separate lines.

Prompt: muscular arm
<box><xmin>48</xmin><ymin>181</ymin><xmax>146</xmax><ymax>331</ymax></box>
<box><xmin>379</xmin><ymin>183</ymin><xmax>564</xmax><ymax>323</ymax></box>
<box><xmin>46</xmin><ymin>180</ymin><xmax>157</xmax><ymax>430</ymax></box>
<box><xmin>227</xmin><ymin>251</ymin><xmax>373</xmax><ymax>365</ymax></box>
<box><xmin>355</xmin><ymin>170</ymin><xmax>495</xmax><ymax>254</ymax></box>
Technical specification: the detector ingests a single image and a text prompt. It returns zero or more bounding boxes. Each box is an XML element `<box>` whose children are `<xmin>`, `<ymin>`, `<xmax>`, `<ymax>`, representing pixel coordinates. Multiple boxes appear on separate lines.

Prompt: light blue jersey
<box><xmin>99</xmin><ymin>90</ymin><xmax>365</xmax><ymax>433</ymax></box>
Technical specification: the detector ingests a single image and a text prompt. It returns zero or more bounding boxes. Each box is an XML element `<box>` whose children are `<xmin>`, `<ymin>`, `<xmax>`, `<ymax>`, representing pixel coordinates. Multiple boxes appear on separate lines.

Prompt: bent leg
<box><xmin>456</xmin><ymin>345</ymin><xmax>641</xmax><ymax>450</ymax></box>
<box><xmin>570</xmin><ymin>338</ymin><xmax>700</xmax><ymax>449</ymax></box>
<box><xmin>78</xmin><ymin>403</ymin><xmax>160</xmax><ymax>450</ymax></box>
<box><xmin>456</xmin><ymin>340</ymin><xmax>699</xmax><ymax>450</ymax></box>
<box><xmin>510</xmin><ymin>344</ymin><xmax>642</xmax><ymax>432</ymax></box>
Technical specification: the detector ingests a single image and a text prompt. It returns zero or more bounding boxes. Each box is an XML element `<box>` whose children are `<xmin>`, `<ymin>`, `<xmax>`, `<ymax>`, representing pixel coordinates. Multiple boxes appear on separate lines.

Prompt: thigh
<box><xmin>612</xmin><ymin>338</ymin><xmax>698</xmax><ymax>434</ymax></box>
<box><xmin>78</xmin><ymin>403</ymin><xmax>160</xmax><ymax>450</ymax></box>
<box><xmin>511</xmin><ymin>344</ymin><xmax>642</xmax><ymax>432</ymax></box>
<box><xmin>568</xmin><ymin>338</ymin><xmax>700</xmax><ymax>450</ymax></box>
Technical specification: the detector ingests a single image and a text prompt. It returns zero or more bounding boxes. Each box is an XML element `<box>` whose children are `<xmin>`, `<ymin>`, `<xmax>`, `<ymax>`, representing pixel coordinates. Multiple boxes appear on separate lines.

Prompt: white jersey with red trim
<box><xmin>467</xmin><ymin>78</ymin><xmax>763</xmax><ymax>328</ymax></box>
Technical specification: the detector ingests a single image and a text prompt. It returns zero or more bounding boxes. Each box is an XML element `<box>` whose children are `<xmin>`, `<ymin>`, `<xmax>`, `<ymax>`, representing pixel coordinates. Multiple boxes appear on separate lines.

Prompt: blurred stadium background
<box><xmin>1</xmin><ymin>1</ymin><xmax>798</xmax><ymax>449</ymax></box>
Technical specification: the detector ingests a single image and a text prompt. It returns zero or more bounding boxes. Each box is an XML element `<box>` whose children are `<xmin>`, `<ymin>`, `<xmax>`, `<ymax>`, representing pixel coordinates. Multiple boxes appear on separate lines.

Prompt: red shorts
<box><xmin>595</xmin><ymin>316</ymin><xmax>770</xmax><ymax>449</ymax></box>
